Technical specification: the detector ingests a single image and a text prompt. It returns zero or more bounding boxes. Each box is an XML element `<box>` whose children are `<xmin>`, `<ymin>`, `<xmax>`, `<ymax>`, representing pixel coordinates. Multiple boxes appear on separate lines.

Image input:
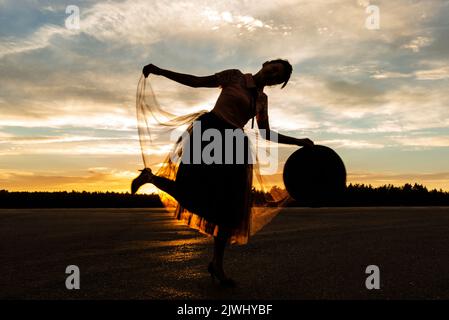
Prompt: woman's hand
<box><xmin>296</xmin><ymin>138</ymin><xmax>314</xmax><ymax>147</ymax></box>
<box><xmin>142</xmin><ymin>63</ymin><xmax>161</xmax><ymax>78</ymax></box>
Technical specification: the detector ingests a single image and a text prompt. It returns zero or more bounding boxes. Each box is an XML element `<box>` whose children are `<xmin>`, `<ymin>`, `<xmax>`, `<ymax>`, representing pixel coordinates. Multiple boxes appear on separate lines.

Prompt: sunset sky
<box><xmin>1</xmin><ymin>0</ymin><xmax>449</xmax><ymax>192</ymax></box>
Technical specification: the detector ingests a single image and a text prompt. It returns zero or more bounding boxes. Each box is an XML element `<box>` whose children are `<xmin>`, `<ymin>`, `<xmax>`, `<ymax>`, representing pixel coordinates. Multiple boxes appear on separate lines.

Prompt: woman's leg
<box><xmin>212</xmin><ymin>226</ymin><xmax>232</xmax><ymax>278</ymax></box>
<box><xmin>132</xmin><ymin>169</ymin><xmax>179</xmax><ymax>197</ymax></box>
<box><xmin>152</xmin><ymin>175</ymin><xmax>178</xmax><ymax>199</ymax></box>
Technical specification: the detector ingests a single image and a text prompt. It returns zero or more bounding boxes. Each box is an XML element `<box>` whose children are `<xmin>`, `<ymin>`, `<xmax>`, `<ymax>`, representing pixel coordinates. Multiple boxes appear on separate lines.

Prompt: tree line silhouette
<box><xmin>1</xmin><ymin>183</ymin><xmax>448</xmax><ymax>208</ymax></box>
<box><xmin>0</xmin><ymin>190</ymin><xmax>162</xmax><ymax>208</ymax></box>
<box><xmin>285</xmin><ymin>183</ymin><xmax>449</xmax><ymax>207</ymax></box>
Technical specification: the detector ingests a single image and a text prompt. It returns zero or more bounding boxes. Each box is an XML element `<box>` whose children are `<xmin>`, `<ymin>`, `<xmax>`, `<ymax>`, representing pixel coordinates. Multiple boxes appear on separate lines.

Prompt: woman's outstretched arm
<box><xmin>143</xmin><ymin>63</ymin><xmax>219</xmax><ymax>88</ymax></box>
<box><xmin>256</xmin><ymin>115</ymin><xmax>314</xmax><ymax>147</ymax></box>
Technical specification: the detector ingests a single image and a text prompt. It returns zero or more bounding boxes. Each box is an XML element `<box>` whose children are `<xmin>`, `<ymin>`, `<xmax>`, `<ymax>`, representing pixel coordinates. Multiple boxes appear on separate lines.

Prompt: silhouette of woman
<box><xmin>131</xmin><ymin>59</ymin><xmax>313</xmax><ymax>287</ymax></box>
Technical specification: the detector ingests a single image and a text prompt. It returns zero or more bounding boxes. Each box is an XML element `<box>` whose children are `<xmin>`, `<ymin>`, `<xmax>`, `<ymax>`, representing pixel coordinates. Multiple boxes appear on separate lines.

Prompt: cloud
<box><xmin>0</xmin><ymin>24</ymin><xmax>70</xmax><ymax>58</ymax></box>
<box><xmin>401</xmin><ymin>36</ymin><xmax>433</xmax><ymax>52</ymax></box>
<box><xmin>390</xmin><ymin>136</ymin><xmax>449</xmax><ymax>148</ymax></box>
<box><xmin>371</xmin><ymin>71</ymin><xmax>412</xmax><ymax>79</ymax></box>
<box><xmin>0</xmin><ymin>130</ymin><xmax>179</xmax><ymax>157</ymax></box>
<box><xmin>320</xmin><ymin>139</ymin><xmax>385</xmax><ymax>149</ymax></box>
<box><xmin>1</xmin><ymin>0</ymin><xmax>449</xmax><ymax>191</ymax></box>
<box><xmin>415</xmin><ymin>65</ymin><xmax>449</xmax><ymax>80</ymax></box>
<box><xmin>370</xmin><ymin>66</ymin><xmax>449</xmax><ymax>80</ymax></box>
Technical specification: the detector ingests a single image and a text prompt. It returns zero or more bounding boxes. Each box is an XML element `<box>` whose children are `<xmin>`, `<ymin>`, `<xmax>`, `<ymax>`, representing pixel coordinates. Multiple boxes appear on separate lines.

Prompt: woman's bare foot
<box><xmin>131</xmin><ymin>168</ymin><xmax>154</xmax><ymax>194</ymax></box>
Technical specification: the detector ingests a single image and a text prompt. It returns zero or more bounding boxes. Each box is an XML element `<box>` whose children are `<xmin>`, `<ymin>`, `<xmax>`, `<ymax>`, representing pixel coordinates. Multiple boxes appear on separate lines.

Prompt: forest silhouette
<box><xmin>1</xmin><ymin>183</ymin><xmax>448</xmax><ymax>208</ymax></box>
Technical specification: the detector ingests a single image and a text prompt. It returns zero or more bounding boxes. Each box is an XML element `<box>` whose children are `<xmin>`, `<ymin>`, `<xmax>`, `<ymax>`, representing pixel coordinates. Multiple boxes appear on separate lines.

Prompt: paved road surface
<box><xmin>1</xmin><ymin>207</ymin><xmax>449</xmax><ymax>299</ymax></box>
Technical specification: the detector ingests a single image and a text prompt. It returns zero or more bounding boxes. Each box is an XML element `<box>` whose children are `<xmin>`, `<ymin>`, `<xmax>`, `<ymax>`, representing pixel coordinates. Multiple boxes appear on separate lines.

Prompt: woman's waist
<box><xmin>200</xmin><ymin>110</ymin><xmax>240</xmax><ymax>129</ymax></box>
<box><xmin>208</xmin><ymin>109</ymin><xmax>251</xmax><ymax>130</ymax></box>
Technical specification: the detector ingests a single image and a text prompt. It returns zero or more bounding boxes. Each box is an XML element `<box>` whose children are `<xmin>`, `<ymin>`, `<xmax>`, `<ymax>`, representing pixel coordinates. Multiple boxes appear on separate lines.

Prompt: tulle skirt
<box><xmin>136</xmin><ymin>76</ymin><xmax>286</xmax><ymax>245</ymax></box>
<box><xmin>173</xmin><ymin>111</ymin><xmax>253</xmax><ymax>243</ymax></box>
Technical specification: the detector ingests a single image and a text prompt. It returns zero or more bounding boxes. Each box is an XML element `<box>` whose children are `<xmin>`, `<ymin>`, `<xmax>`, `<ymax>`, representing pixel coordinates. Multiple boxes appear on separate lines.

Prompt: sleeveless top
<box><xmin>211</xmin><ymin>69</ymin><xmax>268</xmax><ymax>129</ymax></box>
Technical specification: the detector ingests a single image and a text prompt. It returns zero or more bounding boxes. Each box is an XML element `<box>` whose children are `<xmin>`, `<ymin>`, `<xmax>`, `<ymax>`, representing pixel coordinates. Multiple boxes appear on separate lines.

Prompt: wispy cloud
<box><xmin>415</xmin><ymin>65</ymin><xmax>449</xmax><ymax>80</ymax></box>
<box><xmin>1</xmin><ymin>0</ymin><xmax>449</xmax><ymax>191</ymax></box>
<box><xmin>401</xmin><ymin>36</ymin><xmax>433</xmax><ymax>53</ymax></box>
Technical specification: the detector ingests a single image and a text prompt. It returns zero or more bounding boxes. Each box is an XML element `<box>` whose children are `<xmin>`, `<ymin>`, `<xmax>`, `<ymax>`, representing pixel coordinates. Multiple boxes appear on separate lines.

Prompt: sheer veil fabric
<box><xmin>136</xmin><ymin>74</ymin><xmax>290</xmax><ymax>244</ymax></box>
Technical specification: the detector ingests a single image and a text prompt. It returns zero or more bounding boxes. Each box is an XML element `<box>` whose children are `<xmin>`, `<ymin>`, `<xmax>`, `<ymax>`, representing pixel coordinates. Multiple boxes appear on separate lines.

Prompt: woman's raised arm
<box><xmin>143</xmin><ymin>64</ymin><xmax>219</xmax><ymax>88</ymax></box>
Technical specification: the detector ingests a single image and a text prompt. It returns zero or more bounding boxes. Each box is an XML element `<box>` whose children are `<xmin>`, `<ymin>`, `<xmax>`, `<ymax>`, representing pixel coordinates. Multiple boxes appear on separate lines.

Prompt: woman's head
<box><xmin>260</xmin><ymin>59</ymin><xmax>293</xmax><ymax>89</ymax></box>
